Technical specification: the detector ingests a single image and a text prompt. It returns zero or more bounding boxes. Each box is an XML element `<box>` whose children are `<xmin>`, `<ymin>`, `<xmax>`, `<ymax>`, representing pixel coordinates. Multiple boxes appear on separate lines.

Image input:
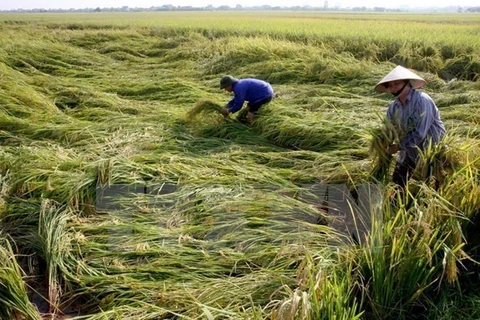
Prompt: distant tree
<box><xmin>352</xmin><ymin>6</ymin><xmax>367</xmax><ymax>11</ymax></box>
<box><xmin>94</xmin><ymin>7</ymin><xmax>101</xmax><ymax>12</ymax></box>
<box><xmin>159</xmin><ymin>5</ymin><xmax>174</xmax><ymax>11</ymax></box>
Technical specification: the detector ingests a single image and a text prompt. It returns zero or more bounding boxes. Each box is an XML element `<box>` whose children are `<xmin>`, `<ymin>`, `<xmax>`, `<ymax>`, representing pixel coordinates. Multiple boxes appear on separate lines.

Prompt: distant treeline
<box><xmin>3</xmin><ymin>5</ymin><xmax>480</xmax><ymax>13</ymax></box>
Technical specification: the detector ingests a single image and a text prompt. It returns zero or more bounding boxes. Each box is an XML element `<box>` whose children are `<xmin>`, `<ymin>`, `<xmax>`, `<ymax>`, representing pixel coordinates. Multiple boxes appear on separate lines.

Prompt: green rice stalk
<box><xmin>36</xmin><ymin>199</ymin><xmax>71</xmax><ymax>315</ymax></box>
<box><xmin>185</xmin><ymin>99</ymin><xmax>224</xmax><ymax>122</ymax></box>
<box><xmin>268</xmin><ymin>249</ymin><xmax>363</xmax><ymax>320</ymax></box>
<box><xmin>354</xmin><ymin>183</ymin><xmax>468</xmax><ymax>319</ymax></box>
<box><xmin>415</xmin><ymin>136</ymin><xmax>459</xmax><ymax>189</ymax></box>
<box><xmin>369</xmin><ymin>120</ymin><xmax>398</xmax><ymax>183</ymax></box>
<box><xmin>0</xmin><ymin>14</ymin><xmax>479</xmax><ymax>320</ymax></box>
<box><xmin>255</xmin><ymin>106</ymin><xmax>358</xmax><ymax>152</ymax></box>
<box><xmin>235</xmin><ymin>107</ymin><xmax>249</xmax><ymax>124</ymax></box>
<box><xmin>0</xmin><ymin>236</ymin><xmax>42</xmax><ymax>320</ymax></box>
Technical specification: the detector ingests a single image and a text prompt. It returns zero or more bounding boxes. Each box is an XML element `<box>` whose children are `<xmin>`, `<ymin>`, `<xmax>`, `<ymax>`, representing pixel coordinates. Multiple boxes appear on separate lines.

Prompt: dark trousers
<box><xmin>247</xmin><ymin>96</ymin><xmax>273</xmax><ymax>113</ymax></box>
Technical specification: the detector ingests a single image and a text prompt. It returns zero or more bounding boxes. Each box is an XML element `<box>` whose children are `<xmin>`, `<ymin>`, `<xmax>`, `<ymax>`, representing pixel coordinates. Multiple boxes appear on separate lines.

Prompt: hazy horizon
<box><xmin>1</xmin><ymin>0</ymin><xmax>479</xmax><ymax>10</ymax></box>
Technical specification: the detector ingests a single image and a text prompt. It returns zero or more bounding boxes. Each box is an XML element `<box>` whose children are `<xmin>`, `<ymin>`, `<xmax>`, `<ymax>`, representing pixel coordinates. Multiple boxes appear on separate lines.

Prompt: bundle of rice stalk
<box><xmin>369</xmin><ymin>120</ymin><xmax>398</xmax><ymax>183</ymax></box>
<box><xmin>36</xmin><ymin>199</ymin><xmax>71</xmax><ymax>315</ymax></box>
<box><xmin>415</xmin><ymin>136</ymin><xmax>458</xmax><ymax>189</ymax></box>
<box><xmin>185</xmin><ymin>99</ymin><xmax>224</xmax><ymax>122</ymax></box>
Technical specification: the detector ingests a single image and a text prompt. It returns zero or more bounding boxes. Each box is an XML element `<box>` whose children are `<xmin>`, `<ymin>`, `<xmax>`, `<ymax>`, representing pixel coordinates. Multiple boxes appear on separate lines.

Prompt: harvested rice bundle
<box><xmin>185</xmin><ymin>99</ymin><xmax>224</xmax><ymax>122</ymax></box>
<box><xmin>415</xmin><ymin>137</ymin><xmax>457</xmax><ymax>189</ymax></box>
<box><xmin>370</xmin><ymin>120</ymin><xmax>398</xmax><ymax>182</ymax></box>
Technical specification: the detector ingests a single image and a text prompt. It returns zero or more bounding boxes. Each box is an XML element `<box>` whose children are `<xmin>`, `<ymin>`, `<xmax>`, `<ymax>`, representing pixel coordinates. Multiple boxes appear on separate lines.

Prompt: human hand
<box><xmin>220</xmin><ymin>108</ymin><xmax>229</xmax><ymax>116</ymax></box>
<box><xmin>387</xmin><ymin>144</ymin><xmax>399</xmax><ymax>154</ymax></box>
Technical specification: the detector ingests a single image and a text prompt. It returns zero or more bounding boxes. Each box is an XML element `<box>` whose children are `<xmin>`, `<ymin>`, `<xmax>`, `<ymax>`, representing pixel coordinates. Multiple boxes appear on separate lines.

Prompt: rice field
<box><xmin>0</xmin><ymin>11</ymin><xmax>479</xmax><ymax>320</ymax></box>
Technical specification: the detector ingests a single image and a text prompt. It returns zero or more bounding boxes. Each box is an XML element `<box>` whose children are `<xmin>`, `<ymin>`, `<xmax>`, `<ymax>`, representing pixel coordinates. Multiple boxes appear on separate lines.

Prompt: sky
<box><xmin>1</xmin><ymin>0</ymin><xmax>478</xmax><ymax>10</ymax></box>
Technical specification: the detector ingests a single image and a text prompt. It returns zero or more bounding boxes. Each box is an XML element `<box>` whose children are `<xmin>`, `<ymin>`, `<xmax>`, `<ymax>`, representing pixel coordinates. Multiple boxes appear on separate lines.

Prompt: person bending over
<box><xmin>219</xmin><ymin>75</ymin><xmax>274</xmax><ymax>122</ymax></box>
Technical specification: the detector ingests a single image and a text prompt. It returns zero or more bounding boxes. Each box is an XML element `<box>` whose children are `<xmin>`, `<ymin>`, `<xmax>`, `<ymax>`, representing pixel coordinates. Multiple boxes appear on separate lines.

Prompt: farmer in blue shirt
<box><xmin>219</xmin><ymin>75</ymin><xmax>274</xmax><ymax>122</ymax></box>
<box><xmin>375</xmin><ymin>65</ymin><xmax>445</xmax><ymax>188</ymax></box>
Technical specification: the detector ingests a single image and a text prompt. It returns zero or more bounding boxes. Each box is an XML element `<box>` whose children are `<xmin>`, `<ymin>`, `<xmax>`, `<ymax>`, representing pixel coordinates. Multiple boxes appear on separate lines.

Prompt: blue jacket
<box><xmin>226</xmin><ymin>78</ymin><xmax>274</xmax><ymax>113</ymax></box>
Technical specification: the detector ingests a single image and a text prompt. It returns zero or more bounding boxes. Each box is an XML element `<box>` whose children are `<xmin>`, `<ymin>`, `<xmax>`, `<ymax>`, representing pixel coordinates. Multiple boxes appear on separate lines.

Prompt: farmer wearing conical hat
<box><xmin>219</xmin><ymin>75</ymin><xmax>274</xmax><ymax>122</ymax></box>
<box><xmin>375</xmin><ymin>65</ymin><xmax>445</xmax><ymax>188</ymax></box>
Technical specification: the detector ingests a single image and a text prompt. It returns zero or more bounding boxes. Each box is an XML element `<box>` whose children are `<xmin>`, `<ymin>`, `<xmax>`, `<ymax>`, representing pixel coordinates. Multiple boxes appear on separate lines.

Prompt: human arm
<box><xmin>226</xmin><ymin>92</ymin><xmax>246</xmax><ymax>114</ymax></box>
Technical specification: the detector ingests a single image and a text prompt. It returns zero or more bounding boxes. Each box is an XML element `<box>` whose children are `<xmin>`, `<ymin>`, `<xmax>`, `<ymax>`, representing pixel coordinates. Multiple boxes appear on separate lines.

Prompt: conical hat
<box><xmin>374</xmin><ymin>65</ymin><xmax>426</xmax><ymax>93</ymax></box>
